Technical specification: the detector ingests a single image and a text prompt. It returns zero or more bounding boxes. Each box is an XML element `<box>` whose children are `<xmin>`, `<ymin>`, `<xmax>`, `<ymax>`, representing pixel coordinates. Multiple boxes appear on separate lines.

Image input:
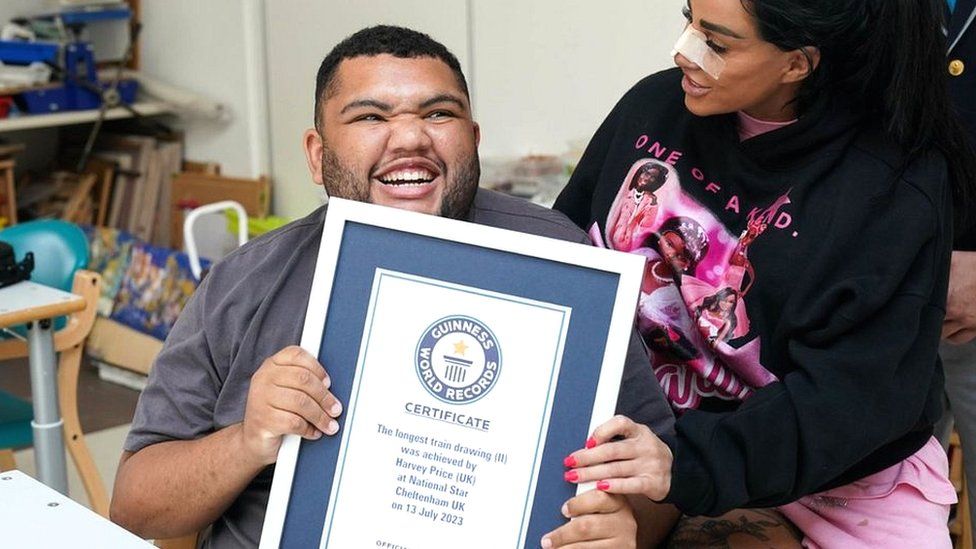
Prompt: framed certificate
<box><xmin>261</xmin><ymin>198</ymin><xmax>644</xmax><ymax>549</ymax></box>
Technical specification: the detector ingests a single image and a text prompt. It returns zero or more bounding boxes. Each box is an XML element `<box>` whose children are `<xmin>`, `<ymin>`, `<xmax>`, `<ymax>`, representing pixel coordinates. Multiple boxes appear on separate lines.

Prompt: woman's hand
<box><xmin>540</xmin><ymin>490</ymin><xmax>636</xmax><ymax>548</ymax></box>
<box><xmin>562</xmin><ymin>416</ymin><xmax>673</xmax><ymax>501</ymax></box>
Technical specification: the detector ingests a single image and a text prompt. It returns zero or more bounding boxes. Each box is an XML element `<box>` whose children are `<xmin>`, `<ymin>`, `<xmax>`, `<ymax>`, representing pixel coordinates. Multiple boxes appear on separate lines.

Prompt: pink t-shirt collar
<box><xmin>737</xmin><ymin>110</ymin><xmax>797</xmax><ymax>141</ymax></box>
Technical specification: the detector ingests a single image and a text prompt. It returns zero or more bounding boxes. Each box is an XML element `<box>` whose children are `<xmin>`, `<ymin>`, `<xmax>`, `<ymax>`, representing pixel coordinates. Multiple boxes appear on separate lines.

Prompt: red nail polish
<box><xmin>597</xmin><ymin>480</ymin><xmax>610</xmax><ymax>491</ymax></box>
<box><xmin>585</xmin><ymin>437</ymin><xmax>598</xmax><ymax>449</ymax></box>
<box><xmin>564</xmin><ymin>470</ymin><xmax>579</xmax><ymax>483</ymax></box>
<box><xmin>563</xmin><ymin>455</ymin><xmax>577</xmax><ymax>468</ymax></box>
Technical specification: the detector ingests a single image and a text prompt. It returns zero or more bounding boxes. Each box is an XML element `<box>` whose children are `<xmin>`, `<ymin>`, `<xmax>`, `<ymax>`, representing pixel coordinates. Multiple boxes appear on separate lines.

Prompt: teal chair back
<box><xmin>0</xmin><ymin>220</ymin><xmax>89</xmax><ymax>449</ymax></box>
<box><xmin>0</xmin><ymin>219</ymin><xmax>88</xmax><ymax>292</ymax></box>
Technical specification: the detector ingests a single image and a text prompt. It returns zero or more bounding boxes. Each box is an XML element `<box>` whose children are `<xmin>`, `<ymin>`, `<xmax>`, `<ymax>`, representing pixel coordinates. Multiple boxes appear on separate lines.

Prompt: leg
<box><xmin>664</xmin><ymin>508</ymin><xmax>803</xmax><ymax>548</ymax></box>
<box><xmin>58</xmin><ymin>343</ymin><xmax>108</xmax><ymax>516</ymax></box>
<box><xmin>942</xmin><ymin>339</ymin><xmax>976</xmax><ymax>531</ymax></box>
<box><xmin>26</xmin><ymin>319</ymin><xmax>69</xmax><ymax>494</ymax></box>
<box><xmin>0</xmin><ymin>449</ymin><xmax>16</xmax><ymax>472</ymax></box>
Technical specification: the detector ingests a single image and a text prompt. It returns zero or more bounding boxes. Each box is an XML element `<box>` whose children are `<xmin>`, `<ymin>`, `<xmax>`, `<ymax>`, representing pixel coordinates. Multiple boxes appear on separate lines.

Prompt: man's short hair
<box><xmin>313</xmin><ymin>25</ymin><xmax>470</xmax><ymax>129</ymax></box>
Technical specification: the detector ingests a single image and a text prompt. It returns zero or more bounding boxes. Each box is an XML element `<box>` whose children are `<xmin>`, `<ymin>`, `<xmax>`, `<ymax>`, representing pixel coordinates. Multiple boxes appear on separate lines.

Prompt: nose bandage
<box><xmin>670</xmin><ymin>26</ymin><xmax>726</xmax><ymax>80</ymax></box>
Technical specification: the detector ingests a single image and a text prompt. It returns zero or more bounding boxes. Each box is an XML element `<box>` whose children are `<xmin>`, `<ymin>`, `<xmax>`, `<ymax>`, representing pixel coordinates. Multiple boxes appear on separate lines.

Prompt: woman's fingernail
<box><xmin>597</xmin><ymin>480</ymin><xmax>610</xmax><ymax>491</ymax></box>
<box><xmin>330</xmin><ymin>402</ymin><xmax>343</xmax><ymax>416</ymax></box>
<box><xmin>541</xmin><ymin>537</ymin><xmax>552</xmax><ymax>549</ymax></box>
<box><xmin>327</xmin><ymin>420</ymin><xmax>339</xmax><ymax>434</ymax></box>
<box><xmin>585</xmin><ymin>437</ymin><xmax>598</xmax><ymax>449</ymax></box>
<box><xmin>310</xmin><ymin>430</ymin><xmax>322</xmax><ymax>439</ymax></box>
<box><xmin>564</xmin><ymin>470</ymin><xmax>579</xmax><ymax>482</ymax></box>
<box><xmin>563</xmin><ymin>455</ymin><xmax>577</xmax><ymax>468</ymax></box>
<box><xmin>561</xmin><ymin>502</ymin><xmax>570</xmax><ymax>517</ymax></box>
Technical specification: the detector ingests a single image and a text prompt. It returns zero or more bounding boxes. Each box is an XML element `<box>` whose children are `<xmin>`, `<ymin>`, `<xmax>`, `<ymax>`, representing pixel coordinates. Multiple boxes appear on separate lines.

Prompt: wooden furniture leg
<box><xmin>0</xmin><ymin>159</ymin><xmax>16</xmax><ymax>225</ymax></box>
<box><xmin>0</xmin><ymin>449</ymin><xmax>16</xmax><ymax>471</ymax></box>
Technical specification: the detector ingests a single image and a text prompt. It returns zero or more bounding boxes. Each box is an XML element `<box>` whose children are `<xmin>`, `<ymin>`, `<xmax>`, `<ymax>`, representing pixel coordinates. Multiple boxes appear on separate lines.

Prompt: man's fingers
<box><xmin>301</xmin><ymin>422</ymin><xmax>322</xmax><ymax>440</ymax></box>
<box><xmin>272</xmin><ymin>345</ymin><xmax>328</xmax><ymax>383</ymax></box>
<box><xmin>272</xmin><ymin>365</ymin><xmax>343</xmax><ymax>418</ymax></box>
<box><xmin>562</xmin><ymin>490</ymin><xmax>626</xmax><ymax>517</ymax></box>
<box><xmin>264</xmin><ymin>408</ymin><xmax>314</xmax><ymax>438</ymax></box>
<box><xmin>268</xmin><ymin>387</ymin><xmax>337</xmax><ymax>435</ymax></box>
<box><xmin>541</xmin><ymin>517</ymin><xmax>623</xmax><ymax>548</ymax></box>
<box><xmin>943</xmin><ymin>319</ymin><xmax>963</xmax><ymax>340</ymax></box>
<box><xmin>948</xmin><ymin>328</ymin><xmax>976</xmax><ymax>345</ymax></box>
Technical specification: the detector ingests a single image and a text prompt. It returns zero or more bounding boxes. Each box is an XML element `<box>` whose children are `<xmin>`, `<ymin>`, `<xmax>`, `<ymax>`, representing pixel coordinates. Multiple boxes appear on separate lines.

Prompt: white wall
<box><xmin>262</xmin><ymin>1</ymin><xmax>686</xmax><ymax>219</ymax></box>
<box><xmin>262</xmin><ymin>0</ymin><xmax>471</xmax><ymax>221</ymax></box>
<box><xmin>139</xmin><ymin>0</ymin><xmax>256</xmax><ymax>178</ymax></box>
<box><xmin>131</xmin><ymin>1</ymin><xmax>687</xmax><ymax>220</ymax></box>
<box><xmin>471</xmin><ymin>1</ymin><xmax>685</xmax><ymax>158</ymax></box>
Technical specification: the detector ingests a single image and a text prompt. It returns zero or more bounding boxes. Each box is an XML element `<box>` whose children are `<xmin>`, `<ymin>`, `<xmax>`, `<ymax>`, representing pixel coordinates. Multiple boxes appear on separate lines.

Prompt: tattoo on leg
<box><xmin>664</xmin><ymin>510</ymin><xmax>800</xmax><ymax>548</ymax></box>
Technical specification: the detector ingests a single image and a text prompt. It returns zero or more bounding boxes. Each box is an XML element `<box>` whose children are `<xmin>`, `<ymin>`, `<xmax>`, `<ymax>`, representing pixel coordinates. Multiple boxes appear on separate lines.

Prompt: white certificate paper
<box><xmin>322</xmin><ymin>270</ymin><xmax>570</xmax><ymax>548</ymax></box>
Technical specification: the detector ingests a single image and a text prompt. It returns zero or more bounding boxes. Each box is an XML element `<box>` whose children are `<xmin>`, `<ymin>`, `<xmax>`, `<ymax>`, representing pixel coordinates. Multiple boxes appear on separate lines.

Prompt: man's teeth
<box><xmin>379</xmin><ymin>170</ymin><xmax>435</xmax><ymax>185</ymax></box>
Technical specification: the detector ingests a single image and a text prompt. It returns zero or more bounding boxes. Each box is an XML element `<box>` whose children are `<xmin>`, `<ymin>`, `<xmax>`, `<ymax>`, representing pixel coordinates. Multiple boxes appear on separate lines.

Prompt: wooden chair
<box><xmin>0</xmin><ymin>158</ymin><xmax>15</xmax><ymax>227</ymax></box>
<box><xmin>155</xmin><ymin>533</ymin><xmax>198</xmax><ymax>549</ymax></box>
<box><xmin>0</xmin><ymin>269</ymin><xmax>108</xmax><ymax>517</ymax></box>
<box><xmin>950</xmin><ymin>430</ymin><xmax>973</xmax><ymax>549</ymax></box>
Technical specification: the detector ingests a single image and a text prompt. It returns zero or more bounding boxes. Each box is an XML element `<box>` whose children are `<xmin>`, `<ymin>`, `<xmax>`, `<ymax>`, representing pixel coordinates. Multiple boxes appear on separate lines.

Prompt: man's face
<box><xmin>304</xmin><ymin>54</ymin><xmax>481</xmax><ymax>219</ymax></box>
<box><xmin>637</xmin><ymin>166</ymin><xmax>664</xmax><ymax>192</ymax></box>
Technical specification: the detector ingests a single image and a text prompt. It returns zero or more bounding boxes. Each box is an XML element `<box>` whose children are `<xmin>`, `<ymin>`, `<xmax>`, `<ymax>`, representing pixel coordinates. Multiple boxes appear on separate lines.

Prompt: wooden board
<box><xmin>0</xmin><ymin>281</ymin><xmax>85</xmax><ymax>329</ymax></box>
<box><xmin>169</xmin><ymin>172</ymin><xmax>270</xmax><ymax>249</ymax></box>
<box><xmin>86</xmin><ymin>317</ymin><xmax>163</xmax><ymax>376</ymax></box>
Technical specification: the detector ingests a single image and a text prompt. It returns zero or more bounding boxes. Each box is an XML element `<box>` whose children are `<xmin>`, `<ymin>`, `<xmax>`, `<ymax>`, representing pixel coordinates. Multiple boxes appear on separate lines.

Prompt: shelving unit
<box><xmin>0</xmin><ymin>100</ymin><xmax>170</xmax><ymax>133</ymax></box>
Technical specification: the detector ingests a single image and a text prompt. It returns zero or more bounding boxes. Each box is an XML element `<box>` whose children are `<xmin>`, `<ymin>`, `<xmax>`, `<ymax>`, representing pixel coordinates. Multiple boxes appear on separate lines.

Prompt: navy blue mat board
<box><xmin>279</xmin><ymin>221</ymin><xmax>622</xmax><ymax>548</ymax></box>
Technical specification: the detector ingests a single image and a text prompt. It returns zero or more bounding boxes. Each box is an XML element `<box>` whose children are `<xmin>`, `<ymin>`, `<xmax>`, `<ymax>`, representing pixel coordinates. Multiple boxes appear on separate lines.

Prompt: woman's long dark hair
<box><xmin>745</xmin><ymin>0</ymin><xmax>976</xmax><ymax>234</ymax></box>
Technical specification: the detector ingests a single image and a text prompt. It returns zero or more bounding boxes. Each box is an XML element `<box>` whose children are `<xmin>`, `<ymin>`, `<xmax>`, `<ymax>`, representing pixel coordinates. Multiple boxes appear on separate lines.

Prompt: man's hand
<box><xmin>562</xmin><ymin>416</ymin><xmax>673</xmax><ymax>501</ymax></box>
<box><xmin>240</xmin><ymin>345</ymin><xmax>342</xmax><ymax>465</ymax></box>
<box><xmin>540</xmin><ymin>490</ymin><xmax>636</xmax><ymax>549</ymax></box>
<box><xmin>944</xmin><ymin>251</ymin><xmax>976</xmax><ymax>344</ymax></box>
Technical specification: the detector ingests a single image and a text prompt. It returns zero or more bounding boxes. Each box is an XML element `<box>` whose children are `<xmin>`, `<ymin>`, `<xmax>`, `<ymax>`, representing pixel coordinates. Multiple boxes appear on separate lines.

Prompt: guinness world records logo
<box><xmin>415</xmin><ymin>315</ymin><xmax>501</xmax><ymax>404</ymax></box>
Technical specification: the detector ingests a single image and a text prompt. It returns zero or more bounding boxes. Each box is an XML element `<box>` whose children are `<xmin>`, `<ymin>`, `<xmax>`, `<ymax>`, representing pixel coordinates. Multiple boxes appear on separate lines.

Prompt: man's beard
<box><xmin>319</xmin><ymin>143</ymin><xmax>480</xmax><ymax>220</ymax></box>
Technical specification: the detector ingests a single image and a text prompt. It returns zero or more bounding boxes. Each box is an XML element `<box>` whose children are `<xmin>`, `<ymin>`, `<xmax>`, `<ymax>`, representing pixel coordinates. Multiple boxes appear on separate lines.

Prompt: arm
<box><xmin>111</xmin><ymin>346</ymin><xmax>342</xmax><ymax>538</ymax></box>
<box><xmin>942</xmin><ymin>250</ymin><xmax>976</xmax><ymax>343</ymax></box>
<box><xmin>112</xmin><ymin>426</ymin><xmax>261</xmax><ymax>538</ymax></box>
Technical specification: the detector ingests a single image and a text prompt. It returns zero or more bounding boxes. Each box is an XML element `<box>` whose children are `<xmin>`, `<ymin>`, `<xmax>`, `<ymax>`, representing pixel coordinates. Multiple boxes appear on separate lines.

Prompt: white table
<box><xmin>0</xmin><ymin>470</ymin><xmax>151</xmax><ymax>547</ymax></box>
<box><xmin>0</xmin><ymin>280</ymin><xmax>85</xmax><ymax>495</ymax></box>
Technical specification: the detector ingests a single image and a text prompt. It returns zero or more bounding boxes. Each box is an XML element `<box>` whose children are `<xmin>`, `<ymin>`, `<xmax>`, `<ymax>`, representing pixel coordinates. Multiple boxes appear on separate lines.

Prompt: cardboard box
<box><xmin>170</xmin><ymin>172</ymin><xmax>270</xmax><ymax>249</ymax></box>
<box><xmin>86</xmin><ymin>316</ymin><xmax>163</xmax><ymax>375</ymax></box>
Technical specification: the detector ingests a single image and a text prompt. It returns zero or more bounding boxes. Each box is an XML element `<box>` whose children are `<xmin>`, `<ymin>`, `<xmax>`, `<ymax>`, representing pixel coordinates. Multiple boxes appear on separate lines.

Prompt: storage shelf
<box><xmin>0</xmin><ymin>100</ymin><xmax>170</xmax><ymax>133</ymax></box>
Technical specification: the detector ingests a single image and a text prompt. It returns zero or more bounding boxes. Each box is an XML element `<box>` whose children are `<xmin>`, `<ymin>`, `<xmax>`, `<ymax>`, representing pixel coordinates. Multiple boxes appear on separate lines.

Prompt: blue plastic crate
<box><xmin>16</xmin><ymin>79</ymin><xmax>139</xmax><ymax>113</ymax></box>
<box><xmin>0</xmin><ymin>40</ymin><xmax>59</xmax><ymax>65</ymax></box>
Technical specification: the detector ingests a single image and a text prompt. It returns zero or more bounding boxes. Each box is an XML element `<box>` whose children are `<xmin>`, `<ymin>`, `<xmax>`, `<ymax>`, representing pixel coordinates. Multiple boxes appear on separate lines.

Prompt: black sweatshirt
<box><xmin>554</xmin><ymin>68</ymin><xmax>952</xmax><ymax>516</ymax></box>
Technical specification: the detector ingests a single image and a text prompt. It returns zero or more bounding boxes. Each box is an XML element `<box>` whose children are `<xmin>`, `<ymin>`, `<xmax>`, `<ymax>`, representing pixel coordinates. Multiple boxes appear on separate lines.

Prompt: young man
<box><xmin>109</xmin><ymin>25</ymin><xmax>673</xmax><ymax>548</ymax></box>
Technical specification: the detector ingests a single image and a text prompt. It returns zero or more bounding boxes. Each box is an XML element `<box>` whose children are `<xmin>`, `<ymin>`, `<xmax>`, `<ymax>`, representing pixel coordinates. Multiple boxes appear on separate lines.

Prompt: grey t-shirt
<box><xmin>125</xmin><ymin>188</ymin><xmax>674</xmax><ymax>549</ymax></box>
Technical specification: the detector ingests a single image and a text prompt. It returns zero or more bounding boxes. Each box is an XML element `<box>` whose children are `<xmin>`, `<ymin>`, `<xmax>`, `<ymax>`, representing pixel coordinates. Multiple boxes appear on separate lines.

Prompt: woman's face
<box><xmin>676</xmin><ymin>0</ymin><xmax>809</xmax><ymax>120</ymax></box>
<box><xmin>719</xmin><ymin>293</ymin><xmax>736</xmax><ymax>313</ymax></box>
<box><xmin>659</xmin><ymin>231</ymin><xmax>690</xmax><ymax>272</ymax></box>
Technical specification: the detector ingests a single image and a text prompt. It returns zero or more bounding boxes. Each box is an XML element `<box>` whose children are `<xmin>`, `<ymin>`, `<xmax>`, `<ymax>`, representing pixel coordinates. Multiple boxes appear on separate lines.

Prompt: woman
<box><xmin>695</xmin><ymin>287</ymin><xmax>739</xmax><ymax>346</ymax></box>
<box><xmin>544</xmin><ymin>0</ymin><xmax>976</xmax><ymax>547</ymax></box>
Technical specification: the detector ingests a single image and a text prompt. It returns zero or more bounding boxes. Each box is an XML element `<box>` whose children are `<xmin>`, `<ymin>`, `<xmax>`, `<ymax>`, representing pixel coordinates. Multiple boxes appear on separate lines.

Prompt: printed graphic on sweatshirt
<box><xmin>603</xmin><ymin>158</ymin><xmax>785</xmax><ymax>411</ymax></box>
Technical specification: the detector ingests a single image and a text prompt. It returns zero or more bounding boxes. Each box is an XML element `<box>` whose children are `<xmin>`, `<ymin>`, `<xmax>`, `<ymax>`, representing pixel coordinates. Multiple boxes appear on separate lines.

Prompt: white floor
<box><xmin>12</xmin><ymin>423</ymin><xmax>130</xmax><ymax>512</ymax></box>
